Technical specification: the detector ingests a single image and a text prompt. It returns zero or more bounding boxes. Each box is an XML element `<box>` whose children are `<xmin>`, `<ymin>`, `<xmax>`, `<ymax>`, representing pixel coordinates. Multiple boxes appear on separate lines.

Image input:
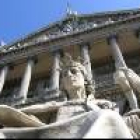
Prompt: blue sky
<box><xmin>0</xmin><ymin>0</ymin><xmax>140</xmax><ymax>44</ymax></box>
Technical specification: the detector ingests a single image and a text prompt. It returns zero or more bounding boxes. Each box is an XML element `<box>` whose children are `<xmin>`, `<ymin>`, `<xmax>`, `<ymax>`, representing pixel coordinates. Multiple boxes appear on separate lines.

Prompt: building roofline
<box><xmin>78</xmin><ymin>7</ymin><xmax>140</xmax><ymax>18</ymax></box>
<box><xmin>2</xmin><ymin>7</ymin><xmax>140</xmax><ymax>50</ymax></box>
<box><xmin>1</xmin><ymin>12</ymin><xmax>140</xmax><ymax>58</ymax></box>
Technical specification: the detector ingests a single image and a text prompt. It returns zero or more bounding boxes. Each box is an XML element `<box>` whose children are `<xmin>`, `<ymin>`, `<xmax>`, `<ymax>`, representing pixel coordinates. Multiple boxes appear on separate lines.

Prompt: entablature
<box><xmin>1</xmin><ymin>8</ymin><xmax>140</xmax><ymax>54</ymax></box>
<box><xmin>0</xmin><ymin>14</ymin><xmax>140</xmax><ymax>66</ymax></box>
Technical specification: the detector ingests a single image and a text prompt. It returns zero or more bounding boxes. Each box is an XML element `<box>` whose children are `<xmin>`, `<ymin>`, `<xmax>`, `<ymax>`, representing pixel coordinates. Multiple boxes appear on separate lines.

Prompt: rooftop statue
<box><xmin>0</xmin><ymin>54</ymin><xmax>139</xmax><ymax>138</ymax></box>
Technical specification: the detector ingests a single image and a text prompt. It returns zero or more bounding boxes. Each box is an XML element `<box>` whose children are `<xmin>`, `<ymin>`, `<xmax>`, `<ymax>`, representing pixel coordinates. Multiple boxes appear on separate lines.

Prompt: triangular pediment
<box><xmin>1</xmin><ymin>8</ymin><xmax>140</xmax><ymax>53</ymax></box>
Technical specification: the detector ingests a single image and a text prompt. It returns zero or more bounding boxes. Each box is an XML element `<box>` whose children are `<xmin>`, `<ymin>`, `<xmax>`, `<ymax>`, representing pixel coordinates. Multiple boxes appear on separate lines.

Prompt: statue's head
<box><xmin>60</xmin><ymin>53</ymin><xmax>95</xmax><ymax>99</ymax></box>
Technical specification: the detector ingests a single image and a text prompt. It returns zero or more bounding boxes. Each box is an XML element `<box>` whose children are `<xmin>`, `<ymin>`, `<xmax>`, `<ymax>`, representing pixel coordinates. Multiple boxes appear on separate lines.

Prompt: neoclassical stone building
<box><xmin>0</xmin><ymin>8</ymin><xmax>140</xmax><ymax>109</ymax></box>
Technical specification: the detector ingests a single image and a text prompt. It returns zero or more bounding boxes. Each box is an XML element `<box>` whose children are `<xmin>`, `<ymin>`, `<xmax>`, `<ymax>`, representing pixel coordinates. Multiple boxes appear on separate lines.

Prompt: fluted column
<box><xmin>18</xmin><ymin>59</ymin><xmax>34</xmax><ymax>103</ymax></box>
<box><xmin>49</xmin><ymin>50</ymin><xmax>61</xmax><ymax>94</ymax></box>
<box><xmin>0</xmin><ymin>66</ymin><xmax>9</xmax><ymax>94</ymax></box>
<box><xmin>108</xmin><ymin>35</ymin><xmax>138</xmax><ymax>109</ymax></box>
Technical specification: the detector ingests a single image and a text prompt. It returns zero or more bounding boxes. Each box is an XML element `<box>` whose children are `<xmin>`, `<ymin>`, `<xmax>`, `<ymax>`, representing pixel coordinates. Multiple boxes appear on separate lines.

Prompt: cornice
<box><xmin>1</xmin><ymin>8</ymin><xmax>140</xmax><ymax>53</ymax></box>
<box><xmin>0</xmin><ymin>13</ymin><xmax>140</xmax><ymax>66</ymax></box>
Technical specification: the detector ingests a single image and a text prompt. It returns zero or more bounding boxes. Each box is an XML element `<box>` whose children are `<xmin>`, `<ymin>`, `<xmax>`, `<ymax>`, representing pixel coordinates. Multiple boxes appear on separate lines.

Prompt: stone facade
<box><xmin>0</xmin><ymin>8</ymin><xmax>140</xmax><ymax>109</ymax></box>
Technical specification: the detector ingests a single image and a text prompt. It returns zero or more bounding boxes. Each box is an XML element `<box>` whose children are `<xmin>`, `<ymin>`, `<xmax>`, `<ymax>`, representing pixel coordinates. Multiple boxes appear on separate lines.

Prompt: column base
<box><xmin>44</xmin><ymin>88</ymin><xmax>60</xmax><ymax>99</ymax></box>
<box><xmin>12</xmin><ymin>96</ymin><xmax>27</xmax><ymax>106</ymax></box>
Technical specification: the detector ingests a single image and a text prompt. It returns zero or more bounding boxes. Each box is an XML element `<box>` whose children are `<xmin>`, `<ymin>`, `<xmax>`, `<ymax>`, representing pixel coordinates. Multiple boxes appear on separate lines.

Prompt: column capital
<box><xmin>51</xmin><ymin>49</ymin><xmax>64</xmax><ymax>57</ymax></box>
<box><xmin>27</xmin><ymin>56</ymin><xmax>38</xmax><ymax>64</ymax></box>
<box><xmin>107</xmin><ymin>33</ymin><xmax>119</xmax><ymax>45</ymax></box>
<box><xmin>49</xmin><ymin>45</ymin><xmax>61</xmax><ymax>53</ymax></box>
<box><xmin>79</xmin><ymin>42</ymin><xmax>91</xmax><ymax>50</ymax></box>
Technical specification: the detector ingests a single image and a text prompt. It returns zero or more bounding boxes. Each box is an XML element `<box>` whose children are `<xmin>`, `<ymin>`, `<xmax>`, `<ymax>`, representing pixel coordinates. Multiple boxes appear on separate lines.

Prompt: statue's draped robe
<box><xmin>0</xmin><ymin>102</ymin><xmax>133</xmax><ymax>139</ymax></box>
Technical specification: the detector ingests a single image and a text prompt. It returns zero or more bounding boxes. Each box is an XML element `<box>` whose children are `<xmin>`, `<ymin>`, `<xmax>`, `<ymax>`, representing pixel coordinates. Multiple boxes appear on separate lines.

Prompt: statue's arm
<box><xmin>0</xmin><ymin>105</ymin><xmax>45</xmax><ymax>127</ymax></box>
<box><xmin>19</xmin><ymin>101</ymin><xmax>62</xmax><ymax>115</ymax></box>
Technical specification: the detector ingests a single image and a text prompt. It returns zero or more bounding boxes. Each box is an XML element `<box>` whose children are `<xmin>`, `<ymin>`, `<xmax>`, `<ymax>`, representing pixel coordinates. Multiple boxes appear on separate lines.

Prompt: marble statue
<box><xmin>0</xmin><ymin>54</ymin><xmax>137</xmax><ymax>138</ymax></box>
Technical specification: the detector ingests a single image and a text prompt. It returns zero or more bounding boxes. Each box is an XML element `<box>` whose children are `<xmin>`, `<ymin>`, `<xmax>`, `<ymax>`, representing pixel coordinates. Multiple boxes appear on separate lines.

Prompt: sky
<box><xmin>0</xmin><ymin>0</ymin><xmax>140</xmax><ymax>44</ymax></box>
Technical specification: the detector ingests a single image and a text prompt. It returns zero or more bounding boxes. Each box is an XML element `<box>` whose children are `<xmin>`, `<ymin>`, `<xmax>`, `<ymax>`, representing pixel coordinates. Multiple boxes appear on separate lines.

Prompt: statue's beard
<box><xmin>66</xmin><ymin>78</ymin><xmax>85</xmax><ymax>90</ymax></box>
<box><xmin>66</xmin><ymin>82</ymin><xmax>84</xmax><ymax>91</ymax></box>
<box><xmin>65</xmin><ymin>85</ymin><xmax>86</xmax><ymax>100</ymax></box>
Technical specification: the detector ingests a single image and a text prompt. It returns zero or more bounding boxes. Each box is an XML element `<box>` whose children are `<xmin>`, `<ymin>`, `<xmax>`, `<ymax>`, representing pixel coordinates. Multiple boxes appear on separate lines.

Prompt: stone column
<box><xmin>80</xmin><ymin>43</ymin><xmax>93</xmax><ymax>81</ymax></box>
<box><xmin>0</xmin><ymin>66</ymin><xmax>8</xmax><ymax>94</ymax></box>
<box><xmin>18</xmin><ymin>59</ymin><xmax>34</xmax><ymax>103</ymax></box>
<box><xmin>108</xmin><ymin>35</ymin><xmax>138</xmax><ymax>109</ymax></box>
<box><xmin>80</xmin><ymin>43</ymin><xmax>95</xmax><ymax>96</ymax></box>
<box><xmin>49</xmin><ymin>50</ymin><xmax>61</xmax><ymax>94</ymax></box>
<box><xmin>108</xmin><ymin>35</ymin><xmax>127</xmax><ymax>69</ymax></box>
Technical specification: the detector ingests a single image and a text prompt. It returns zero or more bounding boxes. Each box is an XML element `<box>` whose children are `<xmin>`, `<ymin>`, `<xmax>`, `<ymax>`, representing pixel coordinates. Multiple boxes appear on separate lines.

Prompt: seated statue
<box><xmin>0</xmin><ymin>54</ymin><xmax>137</xmax><ymax>138</ymax></box>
